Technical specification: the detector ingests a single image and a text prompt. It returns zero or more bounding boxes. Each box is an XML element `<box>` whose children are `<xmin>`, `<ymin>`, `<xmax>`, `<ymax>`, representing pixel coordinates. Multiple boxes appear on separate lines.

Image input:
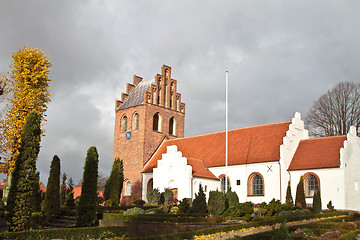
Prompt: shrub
<box><xmin>347</xmin><ymin>212</ymin><xmax>360</xmax><ymax>221</ymax></box>
<box><xmin>338</xmin><ymin>222</ymin><xmax>356</xmax><ymax>231</ymax></box>
<box><xmin>320</xmin><ymin>230</ymin><xmax>341</xmax><ymax>239</ymax></box>
<box><xmin>295</xmin><ymin>176</ymin><xmax>306</xmax><ymax>208</ymax></box>
<box><xmin>208</xmin><ymin>190</ymin><xmax>226</xmax><ymax>215</ymax></box>
<box><xmin>64</xmin><ymin>191</ymin><xmax>76</xmax><ymax>209</ymax></box>
<box><xmin>133</xmin><ymin>199</ymin><xmax>145</xmax><ymax>207</ymax></box>
<box><xmin>162</xmin><ymin>188</ymin><xmax>174</xmax><ymax>205</ymax></box>
<box><xmin>145</xmin><ymin>208</ymin><xmax>165</xmax><ymax>214</ymax></box>
<box><xmin>167</xmin><ymin>197</ymin><xmax>178</xmax><ymax>206</ymax></box>
<box><xmin>43</xmin><ymin>155</ymin><xmax>61</xmax><ymax>220</ymax></box>
<box><xmin>222</xmin><ymin>206</ymin><xmax>241</xmax><ymax>217</ymax></box>
<box><xmin>313</xmin><ymin>190</ymin><xmax>322</xmax><ymax>213</ymax></box>
<box><xmin>225</xmin><ymin>190</ymin><xmax>239</xmax><ymax>208</ymax></box>
<box><xmin>266</xmin><ymin>199</ymin><xmax>282</xmax><ymax>216</ymax></box>
<box><xmin>278</xmin><ymin>210</ymin><xmax>306</xmax><ymax>218</ymax></box>
<box><xmin>239</xmin><ymin>202</ymin><xmax>254</xmax><ymax>216</ymax></box>
<box><xmin>123</xmin><ymin>207</ymin><xmax>146</xmax><ymax>215</ymax></box>
<box><xmin>192</xmin><ymin>185</ymin><xmax>207</xmax><ymax>214</ymax></box>
<box><xmin>99</xmin><ymin>230</ymin><xmax>116</xmax><ymax>240</ymax></box>
<box><xmin>170</xmin><ymin>206</ymin><xmax>179</xmax><ymax>214</ymax></box>
<box><xmin>327</xmin><ymin>201</ymin><xmax>335</xmax><ymax>211</ymax></box>
<box><xmin>271</xmin><ymin>216</ymin><xmax>291</xmax><ymax>240</ymax></box>
<box><xmin>178</xmin><ymin>198</ymin><xmax>190</xmax><ymax>213</ymax></box>
<box><xmin>146</xmin><ymin>188</ymin><xmax>161</xmax><ymax>204</ymax></box>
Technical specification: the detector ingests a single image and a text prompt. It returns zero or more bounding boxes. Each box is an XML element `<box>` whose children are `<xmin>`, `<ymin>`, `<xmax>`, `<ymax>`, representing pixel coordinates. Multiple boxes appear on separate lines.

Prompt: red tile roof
<box><xmin>143</xmin><ymin>121</ymin><xmax>291</xmax><ymax>174</ymax></box>
<box><xmin>187</xmin><ymin>158</ymin><xmax>218</xmax><ymax>180</ymax></box>
<box><xmin>288</xmin><ymin>135</ymin><xmax>346</xmax><ymax>171</ymax></box>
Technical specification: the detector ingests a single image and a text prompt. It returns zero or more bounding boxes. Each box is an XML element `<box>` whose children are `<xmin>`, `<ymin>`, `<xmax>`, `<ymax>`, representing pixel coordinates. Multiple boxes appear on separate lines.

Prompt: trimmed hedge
<box><xmin>131</xmin><ymin>211</ymin><xmax>347</xmax><ymax>240</ymax></box>
<box><xmin>103</xmin><ymin>213</ymin><xmax>213</xmax><ymax>223</ymax></box>
<box><xmin>0</xmin><ymin>226</ymin><xmax>125</xmax><ymax>240</ymax></box>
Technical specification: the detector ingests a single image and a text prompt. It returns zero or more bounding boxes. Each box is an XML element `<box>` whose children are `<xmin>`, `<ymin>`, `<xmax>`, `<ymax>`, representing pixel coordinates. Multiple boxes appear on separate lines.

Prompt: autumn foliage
<box><xmin>0</xmin><ymin>46</ymin><xmax>52</xmax><ymax>172</ymax></box>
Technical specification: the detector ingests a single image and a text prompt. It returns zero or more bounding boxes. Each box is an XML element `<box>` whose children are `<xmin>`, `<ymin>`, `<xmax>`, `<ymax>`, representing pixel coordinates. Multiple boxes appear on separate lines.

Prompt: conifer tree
<box><xmin>7</xmin><ymin>112</ymin><xmax>41</xmax><ymax>231</ymax></box>
<box><xmin>76</xmin><ymin>146</ymin><xmax>99</xmax><ymax>227</ymax></box>
<box><xmin>285</xmin><ymin>181</ymin><xmax>294</xmax><ymax>206</ymax></box>
<box><xmin>31</xmin><ymin>172</ymin><xmax>42</xmax><ymax>212</ymax></box>
<box><xmin>104</xmin><ymin>158</ymin><xmax>124</xmax><ymax>206</ymax></box>
<box><xmin>295</xmin><ymin>176</ymin><xmax>306</xmax><ymax>208</ymax></box>
<box><xmin>208</xmin><ymin>190</ymin><xmax>226</xmax><ymax>215</ymax></box>
<box><xmin>43</xmin><ymin>155</ymin><xmax>61</xmax><ymax>219</ymax></box>
<box><xmin>60</xmin><ymin>172</ymin><xmax>67</xmax><ymax>206</ymax></box>
<box><xmin>192</xmin><ymin>184</ymin><xmax>207</xmax><ymax>214</ymax></box>
<box><xmin>68</xmin><ymin>177</ymin><xmax>74</xmax><ymax>193</ymax></box>
<box><xmin>313</xmin><ymin>190</ymin><xmax>322</xmax><ymax>213</ymax></box>
<box><xmin>0</xmin><ymin>46</ymin><xmax>52</xmax><ymax>173</ymax></box>
<box><xmin>64</xmin><ymin>191</ymin><xmax>75</xmax><ymax>209</ymax></box>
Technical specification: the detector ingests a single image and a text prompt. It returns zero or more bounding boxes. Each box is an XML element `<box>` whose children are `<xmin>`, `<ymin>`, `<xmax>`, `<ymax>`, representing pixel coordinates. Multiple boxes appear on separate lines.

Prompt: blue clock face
<box><xmin>125</xmin><ymin>131</ymin><xmax>132</xmax><ymax>140</ymax></box>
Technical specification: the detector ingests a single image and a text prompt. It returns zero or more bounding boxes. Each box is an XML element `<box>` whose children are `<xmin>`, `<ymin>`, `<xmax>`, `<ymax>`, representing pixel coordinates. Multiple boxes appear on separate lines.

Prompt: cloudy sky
<box><xmin>1</xmin><ymin>1</ymin><xmax>359</xmax><ymax>185</ymax></box>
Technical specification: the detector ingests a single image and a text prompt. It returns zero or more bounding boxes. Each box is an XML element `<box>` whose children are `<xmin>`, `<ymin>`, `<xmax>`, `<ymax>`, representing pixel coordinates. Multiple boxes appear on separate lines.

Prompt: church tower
<box><xmin>113</xmin><ymin>65</ymin><xmax>185</xmax><ymax>204</ymax></box>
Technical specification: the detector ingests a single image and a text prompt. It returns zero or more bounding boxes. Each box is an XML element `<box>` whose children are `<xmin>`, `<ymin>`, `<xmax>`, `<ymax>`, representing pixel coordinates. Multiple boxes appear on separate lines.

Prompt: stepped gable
<box><xmin>288</xmin><ymin>135</ymin><xmax>346</xmax><ymax>171</ymax></box>
<box><xmin>143</xmin><ymin>121</ymin><xmax>291</xmax><ymax>173</ymax></box>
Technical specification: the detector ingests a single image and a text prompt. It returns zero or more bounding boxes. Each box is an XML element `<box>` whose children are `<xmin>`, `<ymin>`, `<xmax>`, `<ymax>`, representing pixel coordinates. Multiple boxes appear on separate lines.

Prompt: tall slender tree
<box><xmin>285</xmin><ymin>181</ymin><xmax>294</xmax><ymax>206</ymax></box>
<box><xmin>0</xmin><ymin>46</ymin><xmax>52</xmax><ymax>173</ymax></box>
<box><xmin>31</xmin><ymin>172</ymin><xmax>42</xmax><ymax>212</ymax></box>
<box><xmin>7</xmin><ymin>112</ymin><xmax>41</xmax><ymax>231</ymax></box>
<box><xmin>76</xmin><ymin>146</ymin><xmax>99</xmax><ymax>227</ymax></box>
<box><xmin>104</xmin><ymin>158</ymin><xmax>124</xmax><ymax>206</ymax></box>
<box><xmin>60</xmin><ymin>172</ymin><xmax>67</xmax><ymax>206</ymax></box>
<box><xmin>43</xmin><ymin>155</ymin><xmax>61</xmax><ymax>219</ymax></box>
<box><xmin>295</xmin><ymin>176</ymin><xmax>306</xmax><ymax>209</ymax></box>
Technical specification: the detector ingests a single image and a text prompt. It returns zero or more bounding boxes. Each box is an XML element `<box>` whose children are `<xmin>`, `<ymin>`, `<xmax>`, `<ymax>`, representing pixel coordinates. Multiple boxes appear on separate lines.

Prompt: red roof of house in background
<box><xmin>143</xmin><ymin>121</ymin><xmax>291</xmax><ymax>175</ymax></box>
<box><xmin>288</xmin><ymin>135</ymin><xmax>346</xmax><ymax>171</ymax></box>
<box><xmin>72</xmin><ymin>186</ymin><xmax>103</xmax><ymax>199</ymax></box>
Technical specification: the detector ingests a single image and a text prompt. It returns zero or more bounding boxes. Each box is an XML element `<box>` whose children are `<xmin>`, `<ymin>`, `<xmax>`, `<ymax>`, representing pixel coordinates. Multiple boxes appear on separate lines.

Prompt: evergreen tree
<box><xmin>60</xmin><ymin>172</ymin><xmax>67</xmax><ymax>206</ymax></box>
<box><xmin>104</xmin><ymin>158</ymin><xmax>124</xmax><ymax>206</ymax></box>
<box><xmin>208</xmin><ymin>190</ymin><xmax>226</xmax><ymax>215</ymax></box>
<box><xmin>31</xmin><ymin>172</ymin><xmax>42</xmax><ymax>212</ymax></box>
<box><xmin>7</xmin><ymin>112</ymin><xmax>41</xmax><ymax>231</ymax></box>
<box><xmin>285</xmin><ymin>181</ymin><xmax>294</xmax><ymax>206</ymax></box>
<box><xmin>313</xmin><ymin>190</ymin><xmax>322</xmax><ymax>213</ymax></box>
<box><xmin>68</xmin><ymin>177</ymin><xmax>74</xmax><ymax>193</ymax></box>
<box><xmin>76</xmin><ymin>146</ymin><xmax>99</xmax><ymax>227</ymax></box>
<box><xmin>64</xmin><ymin>191</ymin><xmax>75</xmax><ymax>209</ymax></box>
<box><xmin>43</xmin><ymin>155</ymin><xmax>61</xmax><ymax>219</ymax></box>
<box><xmin>192</xmin><ymin>184</ymin><xmax>207</xmax><ymax>214</ymax></box>
<box><xmin>225</xmin><ymin>190</ymin><xmax>239</xmax><ymax>208</ymax></box>
<box><xmin>295</xmin><ymin>176</ymin><xmax>306</xmax><ymax>208</ymax></box>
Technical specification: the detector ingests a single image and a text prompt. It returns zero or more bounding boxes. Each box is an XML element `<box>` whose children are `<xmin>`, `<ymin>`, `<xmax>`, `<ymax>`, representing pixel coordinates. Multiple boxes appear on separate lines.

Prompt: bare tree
<box><xmin>305</xmin><ymin>82</ymin><xmax>360</xmax><ymax>137</ymax></box>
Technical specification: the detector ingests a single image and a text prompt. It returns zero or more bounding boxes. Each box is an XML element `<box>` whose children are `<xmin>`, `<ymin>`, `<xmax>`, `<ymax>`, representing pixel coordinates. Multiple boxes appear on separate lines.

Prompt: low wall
<box><xmin>99</xmin><ymin>220</ymin><xmax>225</xmax><ymax>237</ymax></box>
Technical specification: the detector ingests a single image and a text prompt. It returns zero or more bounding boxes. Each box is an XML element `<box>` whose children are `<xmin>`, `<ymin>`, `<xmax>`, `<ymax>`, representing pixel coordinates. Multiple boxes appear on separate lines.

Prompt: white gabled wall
<box><xmin>193</xmin><ymin>177</ymin><xmax>220</xmax><ymax>201</ymax></box>
<box><xmin>343</xmin><ymin>126</ymin><xmax>360</xmax><ymax>210</ymax></box>
<box><xmin>279</xmin><ymin>112</ymin><xmax>308</xmax><ymax>203</ymax></box>
<box><xmin>142</xmin><ymin>172</ymin><xmax>153</xmax><ymax>201</ymax></box>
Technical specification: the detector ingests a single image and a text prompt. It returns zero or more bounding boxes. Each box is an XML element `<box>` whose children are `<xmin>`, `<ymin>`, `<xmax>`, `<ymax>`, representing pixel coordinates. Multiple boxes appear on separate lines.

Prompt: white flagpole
<box><xmin>225</xmin><ymin>70</ymin><xmax>229</xmax><ymax>193</ymax></box>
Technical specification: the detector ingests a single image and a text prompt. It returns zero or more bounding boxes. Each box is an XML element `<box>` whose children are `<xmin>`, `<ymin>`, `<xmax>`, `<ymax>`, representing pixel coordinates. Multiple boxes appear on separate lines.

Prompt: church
<box><xmin>113</xmin><ymin>65</ymin><xmax>360</xmax><ymax>210</ymax></box>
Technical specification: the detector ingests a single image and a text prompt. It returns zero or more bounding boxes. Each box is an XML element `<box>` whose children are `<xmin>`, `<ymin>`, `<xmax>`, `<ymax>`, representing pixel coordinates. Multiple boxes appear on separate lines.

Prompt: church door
<box><xmin>171</xmin><ymin>188</ymin><xmax>178</xmax><ymax>199</ymax></box>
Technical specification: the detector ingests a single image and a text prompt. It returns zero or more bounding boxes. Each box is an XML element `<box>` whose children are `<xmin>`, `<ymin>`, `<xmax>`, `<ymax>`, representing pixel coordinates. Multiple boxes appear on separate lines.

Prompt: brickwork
<box><xmin>113</xmin><ymin>65</ymin><xmax>185</xmax><ymax>204</ymax></box>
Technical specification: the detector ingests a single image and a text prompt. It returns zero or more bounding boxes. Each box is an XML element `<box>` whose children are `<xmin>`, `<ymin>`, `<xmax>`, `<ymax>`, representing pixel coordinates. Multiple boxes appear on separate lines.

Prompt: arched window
<box><xmin>121</xmin><ymin>115</ymin><xmax>127</xmax><ymax>132</ymax></box>
<box><xmin>153</xmin><ymin>113</ymin><xmax>161</xmax><ymax>131</ymax></box>
<box><xmin>247</xmin><ymin>172</ymin><xmax>264</xmax><ymax>196</ymax></box>
<box><xmin>132</xmin><ymin>113</ymin><xmax>139</xmax><ymax>130</ymax></box>
<box><xmin>169</xmin><ymin>117</ymin><xmax>176</xmax><ymax>135</ymax></box>
<box><xmin>147</xmin><ymin>178</ymin><xmax>153</xmax><ymax>192</ymax></box>
<box><xmin>125</xmin><ymin>181</ymin><xmax>131</xmax><ymax>196</ymax></box>
<box><xmin>219</xmin><ymin>175</ymin><xmax>230</xmax><ymax>193</ymax></box>
<box><xmin>304</xmin><ymin>173</ymin><xmax>320</xmax><ymax>197</ymax></box>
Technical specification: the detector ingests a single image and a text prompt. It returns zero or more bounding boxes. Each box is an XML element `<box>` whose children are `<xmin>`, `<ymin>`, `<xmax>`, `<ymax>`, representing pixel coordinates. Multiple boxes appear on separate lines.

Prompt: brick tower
<box><xmin>113</xmin><ymin>65</ymin><xmax>185</xmax><ymax>204</ymax></box>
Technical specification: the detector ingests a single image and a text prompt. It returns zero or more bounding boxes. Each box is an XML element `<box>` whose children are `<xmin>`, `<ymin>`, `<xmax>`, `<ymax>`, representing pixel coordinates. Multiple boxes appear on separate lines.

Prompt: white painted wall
<box><xmin>193</xmin><ymin>177</ymin><xmax>221</xmax><ymax>201</ymax></box>
<box><xmin>142</xmin><ymin>172</ymin><xmax>153</xmax><ymax>201</ymax></box>
<box><xmin>342</xmin><ymin>126</ymin><xmax>360</xmax><ymax>210</ymax></box>
<box><xmin>289</xmin><ymin>168</ymin><xmax>345</xmax><ymax>210</ymax></box>
<box><xmin>209</xmin><ymin>161</ymin><xmax>281</xmax><ymax>204</ymax></box>
<box><xmin>279</xmin><ymin>112</ymin><xmax>308</xmax><ymax>203</ymax></box>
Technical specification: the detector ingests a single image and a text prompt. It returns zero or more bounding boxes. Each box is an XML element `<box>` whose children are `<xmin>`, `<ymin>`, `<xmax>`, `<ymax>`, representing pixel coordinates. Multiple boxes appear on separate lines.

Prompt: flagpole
<box><xmin>225</xmin><ymin>70</ymin><xmax>228</xmax><ymax>193</ymax></box>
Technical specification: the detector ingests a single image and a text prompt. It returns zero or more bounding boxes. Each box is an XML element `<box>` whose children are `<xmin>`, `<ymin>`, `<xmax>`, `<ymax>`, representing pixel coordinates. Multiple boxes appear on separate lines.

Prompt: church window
<box><xmin>147</xmin><ymin>178</ymin><xmax>153</xmax><ymax>192</ymax></box>
<box><xmin>121</xmin><ymin>116</ymin><xmax>127</xmax><ymax>132</ymax></box>
<box><xmin>125</xmin><ymin>181</ymin><xmax>131</xmax><ymax>196</ymax></box>
<box><xmin>247</xmin><ymin>172</ymin><xmax>264</xmax><ymax>196</ymax></box>
<box><xmin>132</xmin><ymin>113</ymin><xmax>139</xmax><ymax>130</ymax></box>
<box><xmin>220</xmin><ymin>175</ymin><xmax>230</xmax><ymax>193</ymax></box>
<box><xmin>304</xmin><ymin>173</ymin><xmax>319</xmax><ymax>197</ymax></box>
<box><xmin>169</xmin><ymin>117</ymin><xmax>176</xmax><ymax>135</ymax></box>
<box><xmin>153</xmin><ymin>113</ymin><xmax>161</xmax><ymax>131</ymax></box>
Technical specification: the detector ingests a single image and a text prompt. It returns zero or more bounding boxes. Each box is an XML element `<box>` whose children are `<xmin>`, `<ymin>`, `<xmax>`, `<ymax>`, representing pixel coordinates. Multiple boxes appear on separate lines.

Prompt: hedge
<box><xmin>0</xmin><ymin>226</ymin><xmax>125</xmax><ymax>240</ymax></box>
<box><xmin>103</xmin><ymin>213</ymin><xmax>213</xmax><ymax>223</ymax></box>
<box><xmin>130</xmin><ymin>211</ymin><xmax>347</xmax><ymax>240</ymax></box>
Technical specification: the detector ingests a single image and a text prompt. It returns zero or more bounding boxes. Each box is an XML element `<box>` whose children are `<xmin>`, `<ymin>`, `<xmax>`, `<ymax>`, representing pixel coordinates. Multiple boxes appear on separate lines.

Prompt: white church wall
<box><xmin>152</xmin><ymin>145</ymin><xmax>193</xmax><ymax>200</ymax></box>
<box><xmin>209</xmin><ymin>161</ymin><xmax>281</xmax><ymax>204</ymax></box>
<box><xmin>342</xmin><ymin>126</ymin><xmax>360</xmax><ymax>210</ymax></box>
<box><xmin>193</xmin><ymin>177</ymin><xmax>221</xmax><ymax>201</ymax></box>
<box><xmin>289</xmin><ymin>168</ymin><xmax>345</xmax><ymax>210</ymax></box>
<box><xmin>279</xmin><ymin>112</ymin><xmax>308</xmax><ymax>203</ymax></box>
<box><xmin>142</xmin><ymin>172</ymin><xmax>153</xmax><ymax>202</ymax></box>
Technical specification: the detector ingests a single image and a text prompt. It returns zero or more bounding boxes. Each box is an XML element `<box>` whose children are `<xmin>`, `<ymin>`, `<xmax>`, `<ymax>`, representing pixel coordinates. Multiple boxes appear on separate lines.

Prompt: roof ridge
<box><xmin>301</xmin><ymin>135</ymin><xmax>347</xmax><ymax>142</ymax></box>
<box><xmin>165</xmin><ymin>121</ymin><xmax>292</xmax><ymax>143</ymax></box>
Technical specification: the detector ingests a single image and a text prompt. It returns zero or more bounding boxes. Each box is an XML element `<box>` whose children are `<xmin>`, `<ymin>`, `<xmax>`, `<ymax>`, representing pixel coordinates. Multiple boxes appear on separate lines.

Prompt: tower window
<box><xmin>169</xmin><ymin>117</ymin><xmax>176</xmax><ymax>135</ymax></box>
<box><xmin>125</xmin><ymin>181</ymin><xmax>131</xmax><ymax>196</ymax></box>
<box><xmin>132</xmin><ymin>113</ymin><xmax>139</xmax><ymax>130</ymax></box>
<box><xmin>121</xmin><ymin>116</ymin><xmax>127</xmax><ymax>132</ymax></box>
<box><xmin>153</xmin><ymin>113</ymin><xmax>161</xmax><ymax>131</ymax></box>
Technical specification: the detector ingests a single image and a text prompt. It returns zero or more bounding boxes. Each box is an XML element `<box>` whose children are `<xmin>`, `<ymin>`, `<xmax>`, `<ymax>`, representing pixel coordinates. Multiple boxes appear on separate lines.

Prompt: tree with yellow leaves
<box><xmin>0</xmin><ymin>46</ymin><xmax>52</xmax><ymax>173</ymax></box>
